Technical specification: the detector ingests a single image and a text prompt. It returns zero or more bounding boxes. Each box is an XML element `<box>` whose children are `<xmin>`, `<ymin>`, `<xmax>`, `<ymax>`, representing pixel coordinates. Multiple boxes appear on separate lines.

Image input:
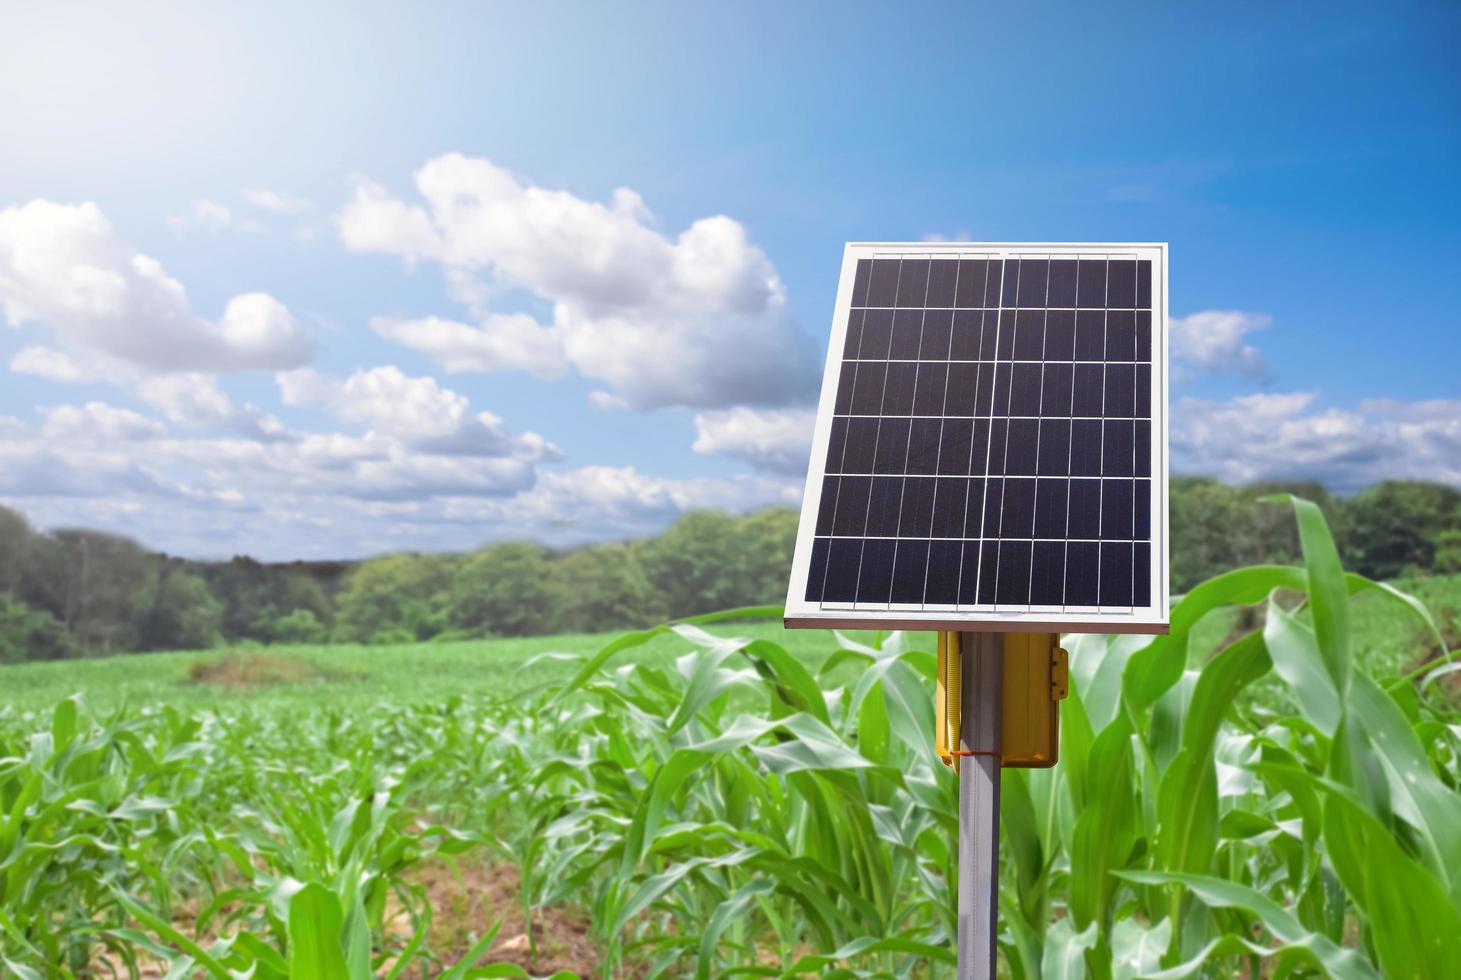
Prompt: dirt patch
<box><xmin>392</xmin><ymin>860</ymin><xmax>599</xmax><ymax>977</ymax></box>
<box><xmin>186</xmin><ymin>651</ymin><xmax>357</xmax><ymax>688</ymax></box>
<box><xmin>90</xmin><ymin>847</ymin><xmax>599</xmax><ymax>978</ymax></box>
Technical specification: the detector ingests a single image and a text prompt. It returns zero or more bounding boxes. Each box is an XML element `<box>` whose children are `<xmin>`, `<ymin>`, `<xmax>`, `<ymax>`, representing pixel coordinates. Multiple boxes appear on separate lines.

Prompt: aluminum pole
<box><xmin>958</xmin><ymin>632</ymin><xmax>1002</xmax><ymax>979</ymax></box>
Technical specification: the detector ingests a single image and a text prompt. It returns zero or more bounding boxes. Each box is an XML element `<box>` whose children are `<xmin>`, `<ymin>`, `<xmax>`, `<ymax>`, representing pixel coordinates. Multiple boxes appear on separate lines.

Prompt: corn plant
<box><xmin>994</xmin><ymin>496</ymin><xmax>1461</xmax><ymax>978</ymax></box>
<box><xmin>1</xmin><ymin>496</ymin><xmax>1458</xmax><ymax>977</ymax></box>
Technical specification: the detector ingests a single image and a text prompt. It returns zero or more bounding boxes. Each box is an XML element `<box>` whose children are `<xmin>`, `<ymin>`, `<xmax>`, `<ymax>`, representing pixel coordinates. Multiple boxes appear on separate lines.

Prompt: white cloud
<box><xmin>1171</xmin><ymin>310</ymin><xmax>1269</xmax><ymax>380</ymax></box>
<box><xmin>371</xmin><ymin>313</ymin><xmax>567</xmax><ymax>378</ymax></box>
<box><xmin>169</xmin><ymin>190</ymin><xmax>317</xmax><ymax>238</ymax></box>
<box><xmin>136</xmin><ymin>373</ymin><xmax>234</xmax><ymax>423</ymax></box>
<box><xmin>277</xmin><ymin>365</ymin><xmax>560</xmax><ymax>460</ymax></box>
<box><xmin>457</xmin><ymin>464</ymin><xmax>801</xmax><ymax>540</ymax></box>
<box><xmin>0</xmin><ymin>424</ymin><xmax>538</xmax><ymax>514</ymax></box>
<box><xmin>9</xmin><ymin>345</ymin><xmax>100</xmax><ymax>382</ymax></box>
<box><xmin>693</xmin><ymin>406</ymin><xmax>816</xmax><ymax>476</ymax></box>
<box><xmin>0</xmin><ymin>200</ymin><xmax>312</xmax><ymax>373</ymax></box>
<box><xmin>1173</xmin><ymin>392</ymin><xmax>1461</xmax><ymax>490</ymax></box>
<box><xmin>241</xmin><ymin>188</ymin><xmax>315</xmax><ymax>214</ymax></box>
<box><xmin>39</xmin><ymin>402</ymin><xmax>165</xmax><ymax>443</ymax></box>
<box><xmin>0</xmin><ymin>401</ymin><xmax>803</xmax><ymax>556</ymax></box>
<box><xmin>193</xmin><ymin>200</ymin><xmax>233</xmax><ymax>232</ymax></box>
<box><xmin>0</xmin><ymin>442</ymin><xmax>798</xmax><ymax>559</ymax></box>
<box><xmin>587</xmin><ymin>390</ymin><xmax>630</xmax><ymax>412</ymax></box>
<box><xmin>508</xmin><ymin>470</ymin><xmax>794</xmax><ymax>528</ymax></box>
<box><xmin>338</xmin><ymin>153</ymin><xmax>818</xmax><ymax>409</ymax></box>
<box><xmin>0</xmin><ymin>441</ymin><xmax>184</xmax><ymax>501</ymax></box>
<box><xmin>135</xmin><ymin>373</ymin><xmax>290</xmax><ymax>440</ymax></box>
<box><xmin>337</xmin><ymin>176</ymin><xmax>441</xmax><ymax>260</ymax></box>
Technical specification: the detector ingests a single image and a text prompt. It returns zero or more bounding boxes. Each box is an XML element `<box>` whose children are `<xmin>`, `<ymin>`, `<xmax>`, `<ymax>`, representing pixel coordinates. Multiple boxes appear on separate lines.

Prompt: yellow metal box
<box><xmin>936</xmin><ymin>632</ymin><xmax>1068</xmax><ymax>770</ymax></box>
<box><xmin>999</xmin><ymin>632</ymin><xmax>1066</xmax><ymax>768</ymax></box>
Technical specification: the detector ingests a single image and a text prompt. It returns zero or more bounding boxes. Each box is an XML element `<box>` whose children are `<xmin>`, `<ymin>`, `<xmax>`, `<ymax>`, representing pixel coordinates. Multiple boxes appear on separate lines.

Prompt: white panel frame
<box><xmin>784</xmin><ymin>242</ymin><xmax>1170</xmax><ymax>635</ymax></box>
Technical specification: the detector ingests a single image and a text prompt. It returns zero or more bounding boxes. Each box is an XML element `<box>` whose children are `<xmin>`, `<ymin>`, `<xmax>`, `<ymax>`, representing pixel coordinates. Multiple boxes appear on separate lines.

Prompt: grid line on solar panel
<box><xmin>806</xmin><ymin>250</ymin><xmax>1156</xmax><ymax>614</ymax></box>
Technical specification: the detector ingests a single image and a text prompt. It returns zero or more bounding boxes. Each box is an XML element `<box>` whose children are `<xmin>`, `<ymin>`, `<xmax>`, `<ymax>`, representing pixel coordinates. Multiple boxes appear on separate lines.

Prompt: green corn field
<box><xmin>2</xmin><ymin>496</ymin><xmax>1459</xmax><ymax>978</ymax></box>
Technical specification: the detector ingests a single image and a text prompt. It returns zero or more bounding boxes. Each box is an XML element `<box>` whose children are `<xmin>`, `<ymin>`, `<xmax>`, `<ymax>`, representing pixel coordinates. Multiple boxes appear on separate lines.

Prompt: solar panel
<box><xmin>785</xmin><ymin>243</ymin><xmax>1169</xmax><ymax>634</ymax></box>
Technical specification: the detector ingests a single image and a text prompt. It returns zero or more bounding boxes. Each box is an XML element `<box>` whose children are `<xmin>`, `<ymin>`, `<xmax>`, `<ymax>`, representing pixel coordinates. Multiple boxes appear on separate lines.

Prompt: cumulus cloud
<box><xmin>371</xmin><ymin>313</ymin><xmax>567</xmax><ymax>378</ymax></box>
<box><xmin>10</xmin><ymin>345</ymin><xmax>101</xmax><ymax>382</ymax></box>
<box><xmin>0</xmin><ymin>405</ymin><xmax>794</xmax><ymax>558</ymax></box>
<box><xmin>40</xmin><ymin>402</ymin><xmax>165</xmax><ymax>443</ymax></box>
<box><xmin>693</xmin><ymin>406</ymin><xmax>817</xmax><ymax>476</ymax></box>
<box><xmin>338</xmin><ymin>153</ymin><xmax>819</xmax><ymax>410</ymax></box>
<box><xmin>453</xmin><ymin>465</ymin><xmax>802</xmax><ymax>541</ymax></box>
<box><xmin>1170</xmin><ymin>310</ymin><xmax>1269</xmax><ymax>380</ymax></box>
<box><xmin>277</xmin><ymin>365</ymin><xmax>560</xmax><ymax>460</ymax></box>
<box><xmin>0</xmin><ymin>424</ymin><xmax>538</xmax><ymax>515</ymax></box>
<box><xmin>0</xmin><ymin>200</ymin><xmax>312</xmax><ymax>373</ymax></box>
<box><xmin>1173</xmin><ymin>392</ymin><xmax>1461</xmax><ymax>490</ymax></box>
<box><xmin>136</xmin><ymin>373</ymin><xmax>290</xmax><ymax>441</ymax></box>
<box><xmin>587</xmin><ymin>390</ymin><xmax>630</xmax><ymax>412</ymax></box>
<box><xmin>0</xmin><ymin>441</ymin><xmax>185</xmax><ymax>500</ymax></box>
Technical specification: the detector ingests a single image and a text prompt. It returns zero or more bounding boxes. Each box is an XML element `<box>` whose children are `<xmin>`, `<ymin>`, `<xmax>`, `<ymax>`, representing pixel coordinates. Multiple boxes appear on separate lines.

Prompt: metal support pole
<box><xmin>958</xmin><ymin>632</ymin><xmax>1003</xmax><ymax>979</ymax></box>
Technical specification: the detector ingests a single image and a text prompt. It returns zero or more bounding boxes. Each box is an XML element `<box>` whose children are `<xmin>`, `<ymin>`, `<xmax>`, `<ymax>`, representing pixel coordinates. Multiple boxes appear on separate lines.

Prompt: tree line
<box><xmin>0</xmin><ymin>479</ymin><xmax>1456</xmax><ymax>662</ymax></box>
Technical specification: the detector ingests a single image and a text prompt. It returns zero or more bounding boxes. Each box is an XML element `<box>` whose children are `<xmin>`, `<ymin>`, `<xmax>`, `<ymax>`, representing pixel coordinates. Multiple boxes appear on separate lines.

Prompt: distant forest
<box><xmin>1</xmin><ymin>478</ymin><xmax>1458</xmax><ymax>662</ymax></box>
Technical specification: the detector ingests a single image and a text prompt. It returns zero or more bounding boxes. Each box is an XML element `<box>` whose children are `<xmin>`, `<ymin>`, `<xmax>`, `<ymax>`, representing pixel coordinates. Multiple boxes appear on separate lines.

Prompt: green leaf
<box><xmin>112</xmin><ymin>890</ymin><xmax>233</xmax><ymax>980</ymax></box>
<box><xmin>1309</xmin><ymin>771</ymin><xmax>1461</xmax><ymax>977</ymax></box>
<box><xmin>664</xmin><ymin>639</ymin><xmax>753</xmax><ymax>734</ymax></box>
<box><xmin>436</xmin><ymin>918</ymin><xmax>505</xmax><ymax>979</ymax></box>
<box><xmin>0</xmin><ymin>957</ymin><xmax>43</xmax><ymax>980</ymax></box>
<box><xmin>50</xmin><ymin>695</ymin><xmax>79</xmax><ymax>750</ymax></box>
<box><xmin>741</xmin><ymin>638</ymin><xmax>832</xmax><ymax>724</ymax></box>
<box><xmin>1118</xmin><ymin>870</ymin><xmax>1379</xmax><ymax>979</ymax></box>
<box><xmin>1345</xmin><ymin>672</ymin><xmax>1461</xmax><ymax>898</ymax></box>
<box><xmin>848</xmin><ymin>655</ymin><xmax>932</xmax><ymax>761</ymax></box>
<box><xmin>1001</xmin><ymin>768</ymin><xmax>1046</xmax><ymax>926</ymax></box>
<box><xmin>1110</xmin><ymin>916</ymin><xmax>1170</xmax><ymax>980</ymax></box>
<box><xmin>1041</xmin><ymin>917</ymin><xmax>1097</xmax><ymax>980</ymax></box>
<box><xmin>554</xmin><ymin>605</ymin><xmax>781</xmax><ymax>700</ymax></box>
<box><xmin>232</xmin><ymin>932</ymin><xmax>291</xmax><ymax>978</ymax></box>
<box><xmin>1155</xmin><ymin>630</ymin><xmax>1269</xmax><ymax>879</ymax></box>
<box><xmin>855</xmin><ymin>670</ymin><xmax>890</xmax><ymax>765</ymax></box>
<box><xmin>287</xmin><ymin>882</ymin><xmax>350</xmax><ymax>980</ymax></box>
<box><xmin>1122</xmin><ymin>564</ymin><xmax>1307</xmax><ymax>713</ymax></box>
<box><xmin>1269</xmin><ymin>494</ymin><xmax>1351</xmax><ymax>697</ymax></box>
<box><xmin>1068</xmin><ymin>718</ymin><xmax>1138</xmax><ymax>929</ymax></box>
<box><xmin>781</xmin><ymin>935</ymin><xmax>956</xmax><ymax>972</ymax></box>
<box><xmin>1262</xmin><ymin>598</ymin><xmax>1341</xmax><ymax>736</ymax></box>
<box><xmin>695</xmin><ymin>877</ymin><xmax>777</xmax><ymax>979</ymax></box>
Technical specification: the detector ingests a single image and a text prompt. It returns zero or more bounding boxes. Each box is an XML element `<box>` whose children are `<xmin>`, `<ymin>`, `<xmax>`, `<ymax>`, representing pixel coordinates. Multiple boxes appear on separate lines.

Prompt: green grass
<box><xmin>5</xmin><ymin>574</ymin><xmax>1455</xmax><ymax>715</ymax></box>
<box><xmin>0</xmin><ymin>622</ymin><xmax>852</xmax><ymax>714</ymax></box>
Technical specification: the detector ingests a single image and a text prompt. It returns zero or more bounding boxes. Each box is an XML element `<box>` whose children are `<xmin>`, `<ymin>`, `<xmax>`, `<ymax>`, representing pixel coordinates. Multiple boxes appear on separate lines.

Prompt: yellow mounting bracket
<box><xmin>935</xmin><ymin>632</ymin><xmax>962</xmax><ymax>769</ymax></box>
<box><xmin>936</xmin><ymin>631</ymin><xmax>1069</xmax><ymax>771</ymax></box>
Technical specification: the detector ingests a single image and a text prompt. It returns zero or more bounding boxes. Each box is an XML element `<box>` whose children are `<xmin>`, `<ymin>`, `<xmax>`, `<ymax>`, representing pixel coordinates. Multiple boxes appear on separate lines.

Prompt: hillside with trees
<box><xmin>0</xmin><ymin>479</ymin><xmax>1456</xmax><ymax>661</ymax></box>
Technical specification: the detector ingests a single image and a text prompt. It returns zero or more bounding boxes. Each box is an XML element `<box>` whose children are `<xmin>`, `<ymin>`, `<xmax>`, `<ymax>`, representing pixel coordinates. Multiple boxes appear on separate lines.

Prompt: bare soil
<box><xmin>185</xmin><ymin>651</ymin><xmax>359</xmax><ymax>688</ymax></box>
<box><xmin>97</xmin><ymin>855</ymin><xmax>600</xmax><ymax>978</ymax></box>
<box><xmin>399</xmin><ymin>860</ymin><xmax>599</xmax><ymax>977</ymax></box>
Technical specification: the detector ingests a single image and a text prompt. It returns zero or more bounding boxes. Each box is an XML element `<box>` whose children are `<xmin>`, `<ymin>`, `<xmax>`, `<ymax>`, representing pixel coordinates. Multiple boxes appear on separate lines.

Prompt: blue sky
<box><xmin>1</xmin><ymin>0</ymin><xmax>1457</xmax><ymax>559</ymax></box>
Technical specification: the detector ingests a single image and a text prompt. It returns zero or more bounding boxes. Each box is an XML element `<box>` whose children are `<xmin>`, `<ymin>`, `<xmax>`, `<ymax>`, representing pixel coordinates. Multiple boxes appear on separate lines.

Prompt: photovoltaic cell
<box><xmin>792</xmin><ymin>243</ymin><xmax>1166</xmax><ymax>632</ymax></box>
